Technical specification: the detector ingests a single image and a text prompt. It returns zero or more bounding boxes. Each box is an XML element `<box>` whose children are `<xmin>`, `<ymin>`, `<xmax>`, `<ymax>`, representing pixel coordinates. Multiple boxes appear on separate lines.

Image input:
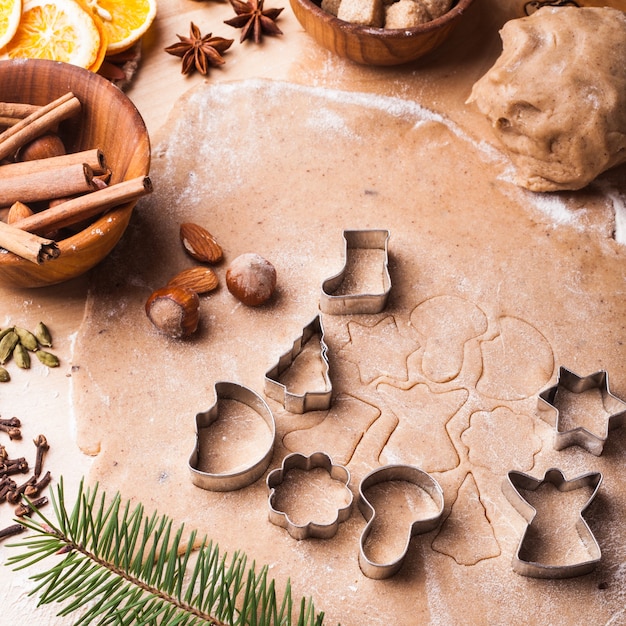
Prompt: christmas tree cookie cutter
<box><xmin>358</xmin><ymin>464</ymin><xmax>444</xmax><ymax>580</ymax></box>
<box><xmin>320</xmin><ymin>229</ymin><xmax>391</xmax><ymax>315</ymax></box>
<box><xmin>189</xmin><ymin>381</ymin><xmax>276</xmax><ymax>492</ymax></box>
<box><xmin>538</xmin><ymin>366</ymin><xmax>626</xmax><ymax>456</ymax></box>
<box><xmin>266</xmin><ymin>451</ymin><xmax>353</xmax><ymax>540</ymax></box>
<box><xmin>264</xmin><ymin>315</ymin><xmax>332</xmax><ymax>414</ymax></box>
<box><xmin>502</xmin><ymin>468</ymin><xmax>603</xmax><ymax>578</ymax></box>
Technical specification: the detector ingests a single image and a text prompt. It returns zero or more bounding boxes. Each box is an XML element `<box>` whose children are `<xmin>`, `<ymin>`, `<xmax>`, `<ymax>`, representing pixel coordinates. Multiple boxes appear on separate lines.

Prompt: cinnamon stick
<box><xmin>13</xmin><ymin>175</ymin><xmax>152</xmax><ymax>235</ymax></box>
<box><xmin>0</xmin><ymin>220</ymin><xmax>60</xmax><ymax>264</ymax></box>
<box><xmin>0</xmin><ymin>162</ymin><xmax>96</xmax><ymax>205</ymax></box>
<box><xmin>0</xmin><ymin>148</ymin><xmax>107</xmax><ymax>179</ymax></box>
<box><xmin>0</xmin><ymin>93</ymin><xmax>81</xmax><ymax>162</ymax></box>
<box><xmin>0</xmin><ymin>103</ymin><xmax>40</xmax><ymax>119</ymax></box>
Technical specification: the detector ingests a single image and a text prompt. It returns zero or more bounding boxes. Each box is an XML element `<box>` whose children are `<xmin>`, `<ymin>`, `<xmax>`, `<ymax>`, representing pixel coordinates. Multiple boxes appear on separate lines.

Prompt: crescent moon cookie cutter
<box><xmin>502</xmin><ymin>468</ymin><xmax>603</xmax><ymax>578</ymax></box>
<box><xmin>537</xmin><ymin>366</ymin><xmax>626</xmax><ymax>456</ymax></box>
<box><xmin>266</xmin><ymin>451</ymin><xmax>353</xmax><ymax>540</ymax></box>
<box><xmin>320</xmin><ymin>229</ymin><xmax>391</xmax><ymax>315</ymax></box>
<box><xmin>264</xmin><ymin>315</ymin><xmax>333</xmax><ymax>414</ymax></box>
<box><xmin>189</xmin><ymin>381</ymin><xmax>276</xmax><ymax>492</ymax></box>
<box><xmin>357</xmin><ymin>464</ymin><xmax>444</xmax><ymax>580</ymax></box>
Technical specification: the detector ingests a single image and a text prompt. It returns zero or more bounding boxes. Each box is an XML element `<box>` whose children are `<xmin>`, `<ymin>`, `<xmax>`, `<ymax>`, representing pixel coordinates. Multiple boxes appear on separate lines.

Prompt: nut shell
<box><xmin>145</xmin><ymin>285</ymin><xmax>200</xmax><ymax>338</ymax></box>
<box><xmin>180</xmin><ymin>222</ymin><xmax>223</xmax><ymax>264</ymax></box>
<box><xmin>226</xmin><ymin>253</ymin><xmax>277</xmax><ymax>306</ymax></box>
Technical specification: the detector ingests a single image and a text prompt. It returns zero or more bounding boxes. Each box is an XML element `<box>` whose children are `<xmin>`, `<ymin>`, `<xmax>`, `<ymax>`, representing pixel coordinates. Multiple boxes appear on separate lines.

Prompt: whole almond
<box><xmin>167</xmin><ymin>266</ymin><xmax>219</xmax><ymax>294</ymax></box>
<box><xmin>180</xmin><ymin>222</ymin><xmax>223</xmax><ymax>264</ymax></box>
<box><xmin>7</xmin><ymin>201</ymin><xmax>33</xmax><ymax>224</ymax></box>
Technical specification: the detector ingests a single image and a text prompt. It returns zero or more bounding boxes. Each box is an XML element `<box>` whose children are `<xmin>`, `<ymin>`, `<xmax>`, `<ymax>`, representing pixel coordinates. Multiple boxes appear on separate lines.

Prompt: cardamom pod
<box><xmin>0</xmin><ymin>367</ymin><xmax>9</xmax><ymax>382</ymax></box>
<box><xmin>0</xmin><ymin>327</ymin><xmax>14</xmax><ymax>342</ymax></box>
<box><xmin>14</xmin><ymin>327</ymin><xmax>39</xmax><ymax>351</ymax></box>
<box><xmin>13</xmin><ymin>343</ymin><xmax>30</xmax><ymax>369</ymax></box>
<box><xmin>0</xmin><ymin>331</ymin><xmax>19</xmax><ymax>365</ymax></box>
<box><xmin>34</xmin><ymin>322</ymin><xmax>52</xmax><ymax>347</ymax></box>
<box><xmin>36</xmin><ymin>350</ymin><xmax>59</xmax><ymax>368</ymax></box>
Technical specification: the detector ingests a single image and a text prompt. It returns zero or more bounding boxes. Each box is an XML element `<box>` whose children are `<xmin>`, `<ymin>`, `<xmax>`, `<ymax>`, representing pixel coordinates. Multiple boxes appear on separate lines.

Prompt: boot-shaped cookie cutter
<box><xmin>320</xmin><ymin>229</ymin><xmax>391</xmax><ymax>315</ymax></box>
<box><xmin>264</xmin><ymin>315</ymin><xmax>332</xmax><ymax>414</ymax></box>
<box><xmin>266</xmin><ymin>451</ymin><xmax>352</xmax><ymax>540</ymax></box>
<box><xmin>502</xmin><ymin>468</ymin><xmax>603</xmax><ymax>578</ymax></box>
<box><xmin>189</xmin><ymin>381</ymin><xmax>276</xmax><ymax>492</ymax></box>
<box><xmin>358</xmin><ymin>465</ymin><xmax>444</xmax><ymax>580</ymax></box>
<box><xmin>538</xmin><ymin>366</ymin><xmax>626</xmax><ymax>456</ymax></box>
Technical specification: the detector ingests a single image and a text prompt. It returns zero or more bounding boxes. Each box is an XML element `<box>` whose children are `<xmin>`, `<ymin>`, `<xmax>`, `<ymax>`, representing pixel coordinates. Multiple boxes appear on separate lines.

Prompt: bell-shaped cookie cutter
<box><xmin>358</xmin><ymin>464</ymin><xmax>444</xmax><ymax>580</ymax></box>
<box><xmin>502</xmin><ymin>468</ymin><xmax>603</xmax><ymax>578</ymax></box>
<box><xmin>320</xmin><ymin>229</ymin><xmax>391</xmax><ymax>315</ymax></box>
<box><xmin>264</xmin><ymin>315</ymin><xmax>332</xmax><ymax>414</ymax></box>
<box><xmin>189</xmin><ymin>381</ymin><xmax>276</xmax><ymax>492</ymax></box>
<box><xmin>538</xmin><ymin>366</ymin><xmax>626</xmax><ymax>456</ymax></box>
<box><xmin>266</xmin><ymin>451</ymin><xmax>352</xmax><ymax>540</ymax></box>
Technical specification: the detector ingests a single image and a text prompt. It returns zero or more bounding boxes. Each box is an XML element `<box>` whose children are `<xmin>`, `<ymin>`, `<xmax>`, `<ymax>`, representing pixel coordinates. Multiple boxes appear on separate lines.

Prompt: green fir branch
<box><xmin>4</xmin><ymin>477</ymin><xmax>329</xmax><ymax>626</ymax></box>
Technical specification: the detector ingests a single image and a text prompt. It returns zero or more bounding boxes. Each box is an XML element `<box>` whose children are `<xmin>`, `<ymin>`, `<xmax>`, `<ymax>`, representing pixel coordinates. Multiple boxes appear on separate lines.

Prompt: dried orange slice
<box><xmin>0</xmin><ymin>0</ymin><xmax>21</xmax><ymax>48</ymax></box>
<box><xmin>84</xmin><ymin>0</ymin><xmax>156</xmax><ymax>54</ymax></box>
<box><xmin>1</xmin><ymin>0</ymin><xmax>107</xmax><ymax>71</ymax></box>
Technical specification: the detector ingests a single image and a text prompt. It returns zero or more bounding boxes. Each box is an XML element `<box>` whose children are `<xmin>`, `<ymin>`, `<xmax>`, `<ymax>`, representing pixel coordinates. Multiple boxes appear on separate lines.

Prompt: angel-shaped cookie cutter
<box><xmin>358</xmin><ymin>464</ymin><xmax>444</xmax><ymax>580</ymax></box>
<box><xmin>264</xmin><ymin>315</ymin><xmax>332</xmax><ymax>414</ymax></box>
<box><xmin>502</xmin><ymin>468</ymin><xmax>603</xmax><ymax>578</ymax></box>
<box><xmin>538</xmin><ymin>366</ymin><xmax>626</xmax><ymax>456</ymax></box>
<box><xmin>189</xmin><ymin>381</ymin><xmax>276</xmax><ymax>492</ymax></box>
<box><xmin>320</xmin><ymin>229</ymin><xmax>391</xmax><ymax>315</ymax></box>
<box><xmin>266</xmin><ymin>451</ymin><xmax>352</xmax><ymax>540</ymax></box>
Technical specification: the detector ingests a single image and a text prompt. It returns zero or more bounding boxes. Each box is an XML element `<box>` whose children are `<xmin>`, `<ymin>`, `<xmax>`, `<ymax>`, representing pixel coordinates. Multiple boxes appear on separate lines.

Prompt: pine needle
<box><xmin>5</xmin><ymin>477</ymin><xmax>331</xmax><ymax>626</ymax></box>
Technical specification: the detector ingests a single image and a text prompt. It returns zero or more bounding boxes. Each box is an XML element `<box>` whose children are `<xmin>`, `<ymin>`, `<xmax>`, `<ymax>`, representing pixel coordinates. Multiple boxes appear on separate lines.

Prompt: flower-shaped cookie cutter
<box><xmin>264</xmin><ymin>315</ymin><xmax>332</xmax><ymax>414</ymax></box>
<box><xmin>502</xmin><ymin>468</ymin><xmax>603</xmax><ymax>578</ymax></box>
<box><xmin>320</xmin><ymin>229</ymin><xmax>391</xmax><ymax>315</ymax></box>
<box><xmin>189</xmin><ymin>381</ymin><xmax>276</xmax><ymax>492</ymax></box>
<box><xmin>358</xmin><ymin>464</ymin><xmax>444</xmax><ymax>580</ymax></box>
<box><xmin>538</xmin><ymin>366</ymin><xmax>626</xmax><ymax>456</ymax></box>
<box><xmin>266</xmin><ymin>451</ymin><xmax>352</xmax><ymax>540</ymax></box>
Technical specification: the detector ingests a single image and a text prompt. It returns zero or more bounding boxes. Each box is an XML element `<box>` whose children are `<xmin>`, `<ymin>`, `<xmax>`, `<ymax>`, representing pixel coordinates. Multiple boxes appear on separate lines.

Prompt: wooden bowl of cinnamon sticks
<box><xmin>0</xmin><ymin>59</ymin><xmax>151</xmax><ymax>288</ymax></box>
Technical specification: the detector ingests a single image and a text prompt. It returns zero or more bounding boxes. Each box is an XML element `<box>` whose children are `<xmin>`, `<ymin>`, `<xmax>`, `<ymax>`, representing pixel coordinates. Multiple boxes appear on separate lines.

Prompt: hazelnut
<box><xmin>145</xmin><ymin>285</ymin><xmax>200</xmax><ymax>338</ymax></box>
<box><xmin>226</xmin><ymin>253</ymin><xmax>277</xmax><ymax>306</ymax></box>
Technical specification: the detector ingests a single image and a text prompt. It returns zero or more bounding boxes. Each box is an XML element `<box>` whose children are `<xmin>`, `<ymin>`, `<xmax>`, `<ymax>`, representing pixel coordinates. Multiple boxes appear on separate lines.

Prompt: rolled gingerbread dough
<box><xmin>467</xmin><ymin>6</ymin><xmax>626</xmax><ymax>192</ymax></box>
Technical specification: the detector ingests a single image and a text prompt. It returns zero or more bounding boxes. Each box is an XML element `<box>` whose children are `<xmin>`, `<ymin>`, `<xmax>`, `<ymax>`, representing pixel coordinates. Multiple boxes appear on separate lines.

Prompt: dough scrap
<box><xmin>467</xmin><ymin>6</ymin><xmax>626</xmax><ymax>192</ymax></box>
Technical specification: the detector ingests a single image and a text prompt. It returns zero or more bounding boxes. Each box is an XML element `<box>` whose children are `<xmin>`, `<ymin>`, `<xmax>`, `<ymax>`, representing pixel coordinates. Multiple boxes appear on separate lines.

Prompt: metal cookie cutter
<box><xmin>538</xmin><ymin>366</ymin><xmax>626</xmax><ymax>456</ymax></box>
<box><xmin>502</xmin><ymin>468</ymin><xmax>603</xmax><ymax>578</ymax></box>
<box><xmin>320</xmin><ymin>229</ymin><xmax>391</xmax><ymax>315</ymax></box>
<box><xmin>358</xmin><ymin>465</ymin><xmax>444</xmax><ymax>580</ymax></box>
<box><xmin>189</xmin><ymin>381</ymin><xmax>276</xmax><ymax>492</ymax></box>
<box><xmin>264</xmin><ymin>315</ymin><xmax>332</xmax><ymax>414</ymax></box>
<box><xmin>266</xmin><ymin>451</ymin><xmax>352</xmax><ymax>540</ymax></box>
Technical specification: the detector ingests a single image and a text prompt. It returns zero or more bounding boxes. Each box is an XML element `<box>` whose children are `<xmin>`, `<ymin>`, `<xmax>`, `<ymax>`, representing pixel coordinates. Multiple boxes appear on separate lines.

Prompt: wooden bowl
<box><xmin>0</xmin><ymin>59</ymin><xmax>150</xmax><ymax>288</ymax></box>
<box><xmin>290</xmin><ymin>0</ymin><xmax>475</xmax><ymax>65</ymax></box>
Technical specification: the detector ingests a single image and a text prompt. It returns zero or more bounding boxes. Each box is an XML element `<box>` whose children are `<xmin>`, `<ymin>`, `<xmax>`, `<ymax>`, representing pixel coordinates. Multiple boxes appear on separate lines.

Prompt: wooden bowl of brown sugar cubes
<box><xmin>0</xmin><ymin>59</ymin><xmax>151</xmax><ymax>288</ymax></box>
<box><xmin>290</xmin><ymin>0</ymin><xmax>475</xmax><ymax>65</ymax></box>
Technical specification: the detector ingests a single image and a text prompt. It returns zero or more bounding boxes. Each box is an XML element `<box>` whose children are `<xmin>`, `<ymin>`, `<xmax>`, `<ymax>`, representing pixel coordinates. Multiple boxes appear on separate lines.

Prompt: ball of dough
<box><xmin>467</xmin><ymin>6</ymin><xmax>626</xmax><ymax>192</ymax></box>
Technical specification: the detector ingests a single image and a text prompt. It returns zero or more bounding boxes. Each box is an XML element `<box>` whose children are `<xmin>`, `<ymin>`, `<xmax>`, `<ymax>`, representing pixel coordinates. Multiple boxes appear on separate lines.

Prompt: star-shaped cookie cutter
<box><xmin>320</xmin><ymin>229</ymin><xmax>391</xmax><ymax>315</ymax></box>
<box><xmin>538</xmin><ymin>366</ymin><xmax>626</xmax><ymax>455</ymax></box>
<box><xmin>358</xmin><ymin>464</ymin><xmax>444</xmax><ymax>580</ymax></box>
<box><xmin>266</xmin><ymin>451</ymin><xmax>352</xmax><ymax>540</ymax></box>
<box><xmin>189</xmin><ymin>381</ymin><xmax>276</xmax><ymax>492</ymax></box>
<box><xmin>264</xmin><ymin>315</ymin><xmax>332</xmax><ymax>414</ymax></box>
<box><xmin>502</xmin><ymin>468</ymin><xmax>603</xmax><ymax>578</ymax></box>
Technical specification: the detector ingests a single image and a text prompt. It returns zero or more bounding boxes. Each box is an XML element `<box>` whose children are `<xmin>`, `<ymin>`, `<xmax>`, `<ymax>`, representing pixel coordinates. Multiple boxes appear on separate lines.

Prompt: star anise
<box><xmin>224</xmin><ymin>0</ymin><xmax>284</xmax><ymax>44</ymax></box>
<box><xmin>164</xmin><ymin>22</ymin><xmax>234</xmax><ymax>76</ymax></box>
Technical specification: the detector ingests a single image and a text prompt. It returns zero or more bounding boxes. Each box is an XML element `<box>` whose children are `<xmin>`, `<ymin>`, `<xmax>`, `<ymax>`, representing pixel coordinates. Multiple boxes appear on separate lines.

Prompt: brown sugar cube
<box><xmin>322</xmin><ymin>0</ymin><xmax>342</xmax><ymax>15</ymax></box>
<box><xmin>385</xmin><ymin>0</ymin><xmax>430</xmax><ymax>27</ymax></box>
<box><xmin>420</xmin><ymin>0</ymin><xmax>452</xmax><ymax>19</ymax></box>
<box><xmin>338</xmin><ymin>0</ymin><xmax>384</xmax><ymax>27</ymax></box>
